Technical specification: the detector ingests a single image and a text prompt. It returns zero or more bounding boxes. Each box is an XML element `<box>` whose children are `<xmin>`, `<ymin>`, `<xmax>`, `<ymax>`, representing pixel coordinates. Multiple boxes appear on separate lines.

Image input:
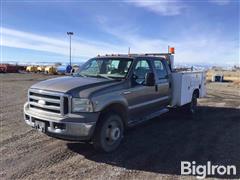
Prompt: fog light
<box><xmin>53</xmin><ymin>123</ymin><xmax>66</xmax><ymax>130</ymax></box>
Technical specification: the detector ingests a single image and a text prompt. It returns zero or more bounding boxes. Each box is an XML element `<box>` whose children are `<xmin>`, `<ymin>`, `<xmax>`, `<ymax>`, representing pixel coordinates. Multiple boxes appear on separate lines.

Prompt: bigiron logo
<box><xmin>181</xmin><ymin>161</ymin><xmax>237</xmax><ymax>179</ymax></box>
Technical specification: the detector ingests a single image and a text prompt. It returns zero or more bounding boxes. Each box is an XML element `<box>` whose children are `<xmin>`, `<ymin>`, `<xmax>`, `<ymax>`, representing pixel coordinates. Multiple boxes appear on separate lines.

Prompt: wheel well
<box><xmin>193</xmin><ymin>89</ymin><xmax>200</xmax><ymax>98</ymax></box>
<box><xmin>99</xmin><ymin>103</ymin><xmax>128</xmax><ymax>127</ymax></box>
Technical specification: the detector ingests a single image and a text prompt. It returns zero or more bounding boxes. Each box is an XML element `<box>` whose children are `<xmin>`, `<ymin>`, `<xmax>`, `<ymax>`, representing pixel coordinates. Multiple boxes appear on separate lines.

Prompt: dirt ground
<box><xmin>1</xmin><ymin>73</ymin><xmax>240</xmax><ymax>179</ymax></box>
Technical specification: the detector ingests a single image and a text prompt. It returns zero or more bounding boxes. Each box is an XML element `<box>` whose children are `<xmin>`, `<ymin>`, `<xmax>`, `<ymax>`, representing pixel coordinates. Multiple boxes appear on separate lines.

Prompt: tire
<box><xmin>93</xmin><ymin>112</ymin><xmax>124</xmax><ymax>152</ymax></box>
<box><xmin>184</xmin><ymin>91</ymin><xmax>198</xmax><ymax>115</ymax></box>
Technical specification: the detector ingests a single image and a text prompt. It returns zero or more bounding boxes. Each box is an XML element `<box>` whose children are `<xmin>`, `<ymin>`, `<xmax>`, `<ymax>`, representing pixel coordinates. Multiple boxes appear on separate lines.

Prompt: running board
<box><xmin>128</xmin><ymin>108</ymin><xmax>169</xmax><ymax>127</ymax></box>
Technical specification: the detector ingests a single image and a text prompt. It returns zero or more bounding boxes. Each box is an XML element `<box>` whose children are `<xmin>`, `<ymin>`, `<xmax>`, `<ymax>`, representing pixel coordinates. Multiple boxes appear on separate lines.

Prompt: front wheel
<box><xmin>93</xmin><ymin>112</ymin><xmax>124</xmax><ymax>152</ymax></box>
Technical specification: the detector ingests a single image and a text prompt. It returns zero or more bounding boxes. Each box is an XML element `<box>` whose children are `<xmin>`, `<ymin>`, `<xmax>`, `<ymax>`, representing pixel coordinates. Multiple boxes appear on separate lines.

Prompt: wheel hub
<box><xmin>110</xmin><ymin>127</ymin><xmax>120</xmax><ymax>141</ymax></box>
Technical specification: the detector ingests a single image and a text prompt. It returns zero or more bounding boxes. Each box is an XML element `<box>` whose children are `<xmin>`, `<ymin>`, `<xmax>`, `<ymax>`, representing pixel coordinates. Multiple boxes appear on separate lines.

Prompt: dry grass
<box><xmin>206</xmin><ymin>70</ymin><xmax>240</xmax><ymax>85</ymax></box>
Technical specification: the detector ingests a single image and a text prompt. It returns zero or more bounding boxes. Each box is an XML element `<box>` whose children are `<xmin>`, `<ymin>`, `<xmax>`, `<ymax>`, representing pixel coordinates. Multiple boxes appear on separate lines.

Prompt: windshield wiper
<box><xmin>73</xmin><ymin>73</ymin><xmax>87</xmax><ymax>77</ymax></box>
<box><xmin>95</xmin><ymin>74</ymin><xmax>114</xmax><ymax>80</ymax></box>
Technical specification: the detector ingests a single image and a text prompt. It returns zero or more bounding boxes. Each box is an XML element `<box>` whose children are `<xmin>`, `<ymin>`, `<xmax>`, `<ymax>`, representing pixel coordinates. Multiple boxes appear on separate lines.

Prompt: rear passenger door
<box><xmin>152</xmin><ymin>58</ymin><xmax>170</xmax><ymax>106</ymax></box>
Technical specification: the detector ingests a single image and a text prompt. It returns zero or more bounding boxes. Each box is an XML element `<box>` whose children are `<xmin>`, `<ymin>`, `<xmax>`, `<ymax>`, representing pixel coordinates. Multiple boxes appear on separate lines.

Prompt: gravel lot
<box><xmin>1</xmin><ymin>73</ymin><xmax>239</xmax><ymax>179</ymax></box>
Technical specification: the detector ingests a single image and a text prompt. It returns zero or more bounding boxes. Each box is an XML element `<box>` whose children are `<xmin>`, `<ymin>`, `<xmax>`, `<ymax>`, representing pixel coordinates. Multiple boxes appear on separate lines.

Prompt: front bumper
<box><xmin>24</xmin><ymin>102</ymin><xmax>99</xmax><ymax>141</ymax></box>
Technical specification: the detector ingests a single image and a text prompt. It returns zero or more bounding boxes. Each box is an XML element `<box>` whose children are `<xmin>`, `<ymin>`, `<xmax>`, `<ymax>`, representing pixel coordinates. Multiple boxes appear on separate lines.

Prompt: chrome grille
<box><xmin>28</xmin><ymin>89</ymin><xmax>68</xmax><ymax>116</ymax></box>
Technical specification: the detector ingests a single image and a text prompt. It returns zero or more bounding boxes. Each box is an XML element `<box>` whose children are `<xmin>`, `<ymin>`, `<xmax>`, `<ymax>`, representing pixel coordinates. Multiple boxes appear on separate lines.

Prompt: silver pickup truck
<box><xmin>24</xmin><ymin>52</ymin><xmax>205</xmax><ymax>152</ymax></box>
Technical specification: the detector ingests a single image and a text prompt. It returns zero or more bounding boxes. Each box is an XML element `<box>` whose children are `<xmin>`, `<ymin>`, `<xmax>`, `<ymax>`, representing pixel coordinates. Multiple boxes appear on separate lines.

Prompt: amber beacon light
<box><xmin>169</xmin><ymin>47</ymin><xmax>175</xmax><ymax>54</ymax></box>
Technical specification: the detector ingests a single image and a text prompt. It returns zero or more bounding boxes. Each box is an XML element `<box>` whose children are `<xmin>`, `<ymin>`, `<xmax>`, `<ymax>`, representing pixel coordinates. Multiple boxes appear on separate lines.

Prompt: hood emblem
<box><xmin>38</xmin><ymin>99</ymin><xmax>46</xmax><ymax>105</ymax></box>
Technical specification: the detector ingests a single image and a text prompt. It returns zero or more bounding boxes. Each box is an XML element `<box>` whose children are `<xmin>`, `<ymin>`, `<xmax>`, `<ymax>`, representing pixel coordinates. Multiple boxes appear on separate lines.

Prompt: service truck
<box><xmin>24</xmin><ymin>48</ymin><xmax>206</xmax><ymax>152</ymax></box>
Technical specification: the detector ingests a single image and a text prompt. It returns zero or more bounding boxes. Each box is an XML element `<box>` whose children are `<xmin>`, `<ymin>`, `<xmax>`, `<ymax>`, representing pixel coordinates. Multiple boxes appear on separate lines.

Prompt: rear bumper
<box><xmin>24</xmin><ymin>102</ymin><xmax>99</xmax><ymax>141</ymax></box>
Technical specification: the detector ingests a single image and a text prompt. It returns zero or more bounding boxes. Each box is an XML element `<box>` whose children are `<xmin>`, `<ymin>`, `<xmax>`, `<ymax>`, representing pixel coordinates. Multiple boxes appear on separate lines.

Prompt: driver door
<box><xmin>123</xmin><ymin>59</ymin><xmax>159</xmax><ymax>121</ymax></box>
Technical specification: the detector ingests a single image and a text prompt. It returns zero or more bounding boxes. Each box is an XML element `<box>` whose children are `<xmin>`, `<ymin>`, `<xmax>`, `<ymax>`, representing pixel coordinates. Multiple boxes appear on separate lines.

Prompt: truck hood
<box><xmin>31</xmin><ymin>76</ymin><xmax>115</xmax><ymax>93</ymax></box>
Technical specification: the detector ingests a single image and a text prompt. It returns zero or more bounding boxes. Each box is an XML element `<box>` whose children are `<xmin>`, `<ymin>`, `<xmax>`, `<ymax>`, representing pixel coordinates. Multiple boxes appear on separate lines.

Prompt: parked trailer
<box><xmin>0</xmin><ymin>64</ymin><xmax>19</xmax><ymax>73</ymax></box>
<box><xmin>26</xmin><ymin>66</ymin><xmax>38</xmax><ymax>73</ymax></box>
<box><xmin>18</xmin><ymin>65</ymin><xmax>27</xmax><ymax>71</ymax></box>
<box><xmin>37</xmin><ymin>66</ymin><xmax>46</xmax><ymax>73</ymax></box>
<box><xmin>56</xmin><ymin>65</ymin><xmax>67</xmax><ymax>74</ymax></box>
<box><xmin>45</xmin><ymin>66</ymin><xmax>57</xmax><ymax>74</ymax></box>
<box><xmin>56</xmin><ymin>64</ymin><xmax>80</xmax><ymax>75</ymax></box>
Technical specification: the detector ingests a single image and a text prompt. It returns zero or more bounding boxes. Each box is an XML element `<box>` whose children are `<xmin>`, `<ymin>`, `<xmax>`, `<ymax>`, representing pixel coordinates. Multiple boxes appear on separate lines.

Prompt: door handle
<box><xmin>123</xmin><ymin>91</ymin><xmax>131</xmax><ymax>95</ymax></box>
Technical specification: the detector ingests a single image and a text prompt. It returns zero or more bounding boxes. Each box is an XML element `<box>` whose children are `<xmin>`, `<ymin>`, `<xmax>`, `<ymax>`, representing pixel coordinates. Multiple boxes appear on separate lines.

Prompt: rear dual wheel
<box><xmin>183</xmin><ymin>92</ymin><xmax>198</xmax><ymax>115</ymax></box>
<box><xmin>189</xmin><ymin>92</ymin><xmax>198</xmax><ymax>114</ymax></box>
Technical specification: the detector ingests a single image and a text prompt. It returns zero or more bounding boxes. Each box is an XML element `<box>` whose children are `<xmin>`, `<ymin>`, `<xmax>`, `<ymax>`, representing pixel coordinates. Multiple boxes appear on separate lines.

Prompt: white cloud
<box><xmin>209</xmin><ymin>0</ymin><xmax>231</xmax><ymax>5</ymax></box>
<box><xmin>125</xmin><ymin>0</ymin><xmax>185</xmax><ymax>16</ymax></box>
<box><xmin>1</xmin><ymin>27</ymin><xmax>127</xmax><ymax>60</ymax></box>
<box><xmin>1</xmin><ymin>26</ymin><xmax>239</xmax><ymax>66</ymax></box>
<box><xmin>96</xmin><ymin>19</ymin><xmax>239</xmax><ymax>65</ymax></box>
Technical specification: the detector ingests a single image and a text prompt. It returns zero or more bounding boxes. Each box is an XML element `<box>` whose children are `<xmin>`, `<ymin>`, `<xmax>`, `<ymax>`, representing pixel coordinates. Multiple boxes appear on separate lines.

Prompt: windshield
<box><xmin>77</xmin><ymin>58</ymin><xmax>133</xmax><ymax>79</ymax></box>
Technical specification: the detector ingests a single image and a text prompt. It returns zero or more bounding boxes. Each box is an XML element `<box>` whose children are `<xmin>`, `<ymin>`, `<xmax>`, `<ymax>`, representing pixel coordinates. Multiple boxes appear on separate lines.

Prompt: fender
<box><xmin>91</xmin><ymin>92</ymin><xmax>128</xmax><ymax>112</ymax></box>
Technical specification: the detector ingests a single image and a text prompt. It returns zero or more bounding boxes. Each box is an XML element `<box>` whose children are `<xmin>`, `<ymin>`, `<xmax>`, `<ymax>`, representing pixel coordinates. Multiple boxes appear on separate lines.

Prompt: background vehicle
<box><xmin>24</xmin><ymin>48</ymin><xmax>206</xmax><ymax>152</ymax></box>
<box><xmin>71</xmin><ymin>64</ymin><xmax>80</xmax><ymax>74</ymax></box>
<box><xmin>26</xmin><ymin>66</ymin><xmax>38</xmax><ymax>73</ymax></box>
<box><xmin>56</xmin><ymin>65</ymin><xmax>67</xmax><ymax>74</ymax></box>
<box><xmin>37</xmin><ymin>66</ymin><xmax>45</xmax><ymax>73</ymax></box>
<box><xmin>44</xmin><ymin>66</ymin><xmax>57</xmax><ymax>74</ymax></box>
<box><xmin>0</xmin><ymin>64</ymin><xmax>19</xmax><ymax>73</ymax></box>
<box><xmin>56</xmin><ymin>65</ymin><xmax>73</xmax><ymax>74</ymax></box>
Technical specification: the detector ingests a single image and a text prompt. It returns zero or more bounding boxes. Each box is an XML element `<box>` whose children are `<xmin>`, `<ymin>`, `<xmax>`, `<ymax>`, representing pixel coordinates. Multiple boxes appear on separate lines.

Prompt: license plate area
<box><xmin>34</xmin><ymin>120</ymin><xmax>46</xmax><ymax>132</ymax></box>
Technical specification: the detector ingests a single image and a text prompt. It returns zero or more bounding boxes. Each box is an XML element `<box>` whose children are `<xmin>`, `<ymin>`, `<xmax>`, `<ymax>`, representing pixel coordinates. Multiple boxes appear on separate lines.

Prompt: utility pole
<box><xmin>67</xmin><ymin>32</ymin><xmax>74</xmax><ymax>66</ymax></box>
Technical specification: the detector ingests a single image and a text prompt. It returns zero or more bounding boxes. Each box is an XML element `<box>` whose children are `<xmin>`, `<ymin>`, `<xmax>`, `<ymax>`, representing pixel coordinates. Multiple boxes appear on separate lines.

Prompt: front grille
<box><xmin>28</xmin><ymin>89</ymin><xmax>69</xmax><ymax>116</ymax></box>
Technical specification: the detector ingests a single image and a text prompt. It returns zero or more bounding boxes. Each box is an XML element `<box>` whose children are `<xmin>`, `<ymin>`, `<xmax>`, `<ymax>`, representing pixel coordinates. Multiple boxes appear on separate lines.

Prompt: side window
<box><xmin>133</xmin><ymin>60</ymin><xmax>151</xmax><ymax>85</ymax></box>
<box><xmin>154</xmin><ymin>60</ymin><xmax>168</xmax><ymax>80</ymax></box>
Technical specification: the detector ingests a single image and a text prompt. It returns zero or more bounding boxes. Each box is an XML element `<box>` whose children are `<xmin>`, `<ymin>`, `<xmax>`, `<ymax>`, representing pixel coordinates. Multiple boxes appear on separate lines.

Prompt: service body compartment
<box><xmin>171</xmin><ymin>71</ymin><xmax>206</xmax><ymax>106</ymax></box>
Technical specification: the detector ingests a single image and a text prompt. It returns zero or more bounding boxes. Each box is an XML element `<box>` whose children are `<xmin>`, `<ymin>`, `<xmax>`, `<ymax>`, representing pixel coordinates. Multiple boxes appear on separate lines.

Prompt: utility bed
<box><xmin>171</xmin><ymin>70</ymin><xmax>206</xmax><ymax>106</ymax></box>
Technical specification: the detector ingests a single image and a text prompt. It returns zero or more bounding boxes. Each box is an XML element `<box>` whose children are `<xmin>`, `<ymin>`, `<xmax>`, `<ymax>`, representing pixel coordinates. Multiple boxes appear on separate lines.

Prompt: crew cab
<box><xmin>24</xmin><ymin>49</ymin><xmax>206</xmax><ymax>152</ymax></box>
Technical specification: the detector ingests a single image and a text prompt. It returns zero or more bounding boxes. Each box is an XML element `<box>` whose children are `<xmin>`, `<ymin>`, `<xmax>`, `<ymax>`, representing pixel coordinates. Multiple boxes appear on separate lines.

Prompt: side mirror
<box><xmin>145</xmin><ymin>72</ymin><xmax>155</xmax><ymax>86</ymax></box>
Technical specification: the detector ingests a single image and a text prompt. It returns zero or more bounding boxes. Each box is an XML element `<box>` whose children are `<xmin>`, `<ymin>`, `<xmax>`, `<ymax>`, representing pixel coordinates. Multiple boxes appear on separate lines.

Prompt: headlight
<box><xmin>71</xmin><ymin>98</ymin><xmax>93</xmax><ymax>112</ymax></box>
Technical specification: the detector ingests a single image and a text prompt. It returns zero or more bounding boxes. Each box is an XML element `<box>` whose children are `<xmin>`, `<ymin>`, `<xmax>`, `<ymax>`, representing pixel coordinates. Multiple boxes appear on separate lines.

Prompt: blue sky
<box><xmin>1</xmin><ymin>0</ymin><xmax>239</xmax><ymax>66</ymax></box>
